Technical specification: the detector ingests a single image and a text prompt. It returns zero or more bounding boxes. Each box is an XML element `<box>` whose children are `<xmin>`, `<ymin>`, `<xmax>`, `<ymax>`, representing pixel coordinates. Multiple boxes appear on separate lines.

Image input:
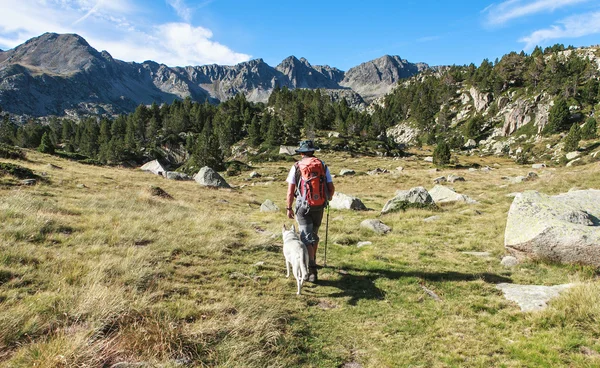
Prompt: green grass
<box><xmin>0</xmin><ymin>149</ymin><xmax>599</xmax><ymax>367</ymax></box>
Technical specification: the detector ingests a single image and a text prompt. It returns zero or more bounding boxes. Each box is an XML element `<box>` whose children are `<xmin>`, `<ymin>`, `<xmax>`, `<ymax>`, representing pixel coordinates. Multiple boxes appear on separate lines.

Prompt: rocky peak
<box><xmin>276</xmin><ymin>55</ymin><xmax>340</xmax><ymax>89</ymax></box>
<box><xmin>1</xmin><ymin>32</ymin><xmax>105</xmax><ymax>75</ymax></box>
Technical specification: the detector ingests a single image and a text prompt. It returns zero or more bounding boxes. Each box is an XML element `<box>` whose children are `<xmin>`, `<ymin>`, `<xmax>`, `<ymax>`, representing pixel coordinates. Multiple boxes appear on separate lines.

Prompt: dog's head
<box><xmin>282</xmin><ymin>223</ymin><xmax>296</xmax><ymax>238</ymax></box>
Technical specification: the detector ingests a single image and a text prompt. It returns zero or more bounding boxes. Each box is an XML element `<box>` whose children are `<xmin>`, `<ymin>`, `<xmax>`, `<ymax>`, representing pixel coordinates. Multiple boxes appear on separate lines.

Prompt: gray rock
<box><xmin>566</xmin><ymin>151</ymin><xmax>580</xmax><ymax>160</ymax></box>
<box><xmin>20</xmin><ymin>179</ymin><xmax>36</xmax><ymax>185</ymax></box>
<box><xmin>194</xmin><ymin>167</ymin><xmax>230</xmax><ymax>188</ymax></box>
<box><xmin>423</xmin><ymin>215</ymin><xmax>440</xmax><ymax>222</ymax></box>
<box><xmin>429</xmin><ymin>185</ymin><xmax>477</xmax><ymax>204</ymax></box>
<box><xmin>447</xmin><ymin>174</ymin><xmax>465</xmax><ymax>183</ymax></box>
<box><xmin>433</xmin><ymin>176</ymin><xmax>446</xmax><ymax>184</ymax></box>
<box><xmin>382</xmin><ymin>186</ymin><xmax>434</xmax><ymax>214</ymax></box>
<box><xmin>46</xmin><ymin>163</ymin><xmax>62</xmax><ymax>170</ymax></box>
<box><xmin>279</xmin><ymin>146</ymin><xmax>297</xmax><ymax>155</ymax></box>
<box><xmin>360</xmin><ymin>219</ymin><xmax>391</xmax><ymax>234</ymax></box>
<box><xmin>76</xmin><ymin>183</ymin><xmax>87</xmax><ymax>189</ymax></box>
<box><xmin>463</xmin><ymin>139</ymin><xmax>477</xmax><ymax>149</ymax></box>
<box><xmin>328</xmin><ymin>131</ymin><xmax>341</xmax><ymax>138</ymax></box>
<box><xmin>501</xmin><ymin>255</ymin><xmax>519</xmax><ymax>268</ymax></box>
<box><xmin>396</xmin><ymin>166</ymin><xmax>404</xmax><ymax>171</ymax></box>
<box><xmin>339</xmin><ymin>169</ymin><xmax>356</xmax><ymax>176</ymax></box>
<box><xmin>469</xmin><ymin>86</ymin><xmax>492</xmax><ymax>112</ymax></box>
<box><xmin>423</xmin><ymin>156</ymin><xmax>433</xmax><ymax>162</ymax></box>
<box><xmin>462</xmin><ymin>251</ymin><xmax>492</xmax><ymax>258</ymax></box>
<box><xmin>260</xmin><ymin>199</ymin><xmax>279</xmax><ymax>212</ymax></box>
<box><xmin>164</xmin><ymin>171</ymin><xmax>190</xmax><ymax>180</ymax></box>
<box><xmin>504</xmin><ymin>190</ymin><xmax>600</xmax><ymax>267</ymax></box>
<box><xmin>480</xmin><ymin>166</ymin><xmax>492</xmax><ymax>172</ymax></box>
<box><xmin>249</xmin><ymin>171</ymin><xmax>261</xmax><ymax>178</ymax></box>
<box><xmin>357</xmin><ymin>241</ymin><xmax>372</xmax><ymax>248</ymax></box>
<box><xmin>329</xmin><ymin>192</ymin><xmax>367</xmax><ymax>210</ymax></box>
<box><xmin>367</xmin><ymin>168</ymin><xmax>389</xmax><ymax>176</ymax></box>
<box><xmin>496</xmin><ymin>283</ymin><xmax>575</xmax><ymax>312</ymax></box>
<box><xmin>532</xmin><ymin>163</ymin><xmax>547</xmax><ymax>169</ymax></box>
<box><xmin>566</xmin><ymin>158</ymin><xmax>582</xmax><ymax>167</ymax></box>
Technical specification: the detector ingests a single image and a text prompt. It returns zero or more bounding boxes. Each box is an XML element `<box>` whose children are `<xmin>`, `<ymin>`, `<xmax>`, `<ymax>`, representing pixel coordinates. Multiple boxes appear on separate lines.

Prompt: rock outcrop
<box><xmin>505</xmin><ymin>190</ymin><xmax>600</xmax><ymax>266</ymax></box>
<box><xmin>194</xmin><ymin>167</ymin><xmax>230</xmax><ymax>188</ymax></box>
<box><xmin>329</xmin><ymin>192</ymin><xmax>367</xmax><ymax>210</ymax></box>
<box><xmin>429</xmin><ymin>185</ymin><xmax>477</xmax><ymax>204</ymax></box>
<box><xmin>381</xmin><ymin>187</ymin><xmax>434</xmax><ymax>214</ymax></box>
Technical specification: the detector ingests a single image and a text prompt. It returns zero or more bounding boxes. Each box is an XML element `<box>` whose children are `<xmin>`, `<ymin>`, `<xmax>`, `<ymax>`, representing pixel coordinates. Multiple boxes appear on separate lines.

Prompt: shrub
<box><xmin>433</xmin><ymin>141</ymin><xmax>451</xmax><ymax>166</ymax></box>
<box><xmin>581</xmin><ymin>117</ymin><xmax>597</xmax><ymax>139</ymax></box>
<box><xmin>0</xmin><ymin>162</ymin><xmax>37</xmax><ymax>179</ymax></box>
<box><xmin>563</xmin><ymin>123</ymin><xmax>581</xmax><ymax>152</ymax></box>
<box><xmin>37</xmin><ymin>132</ymin><xmax>55</xmax><ymax>154</ymax></box>
<box><xmin>0</xmin><ymin>143</ymin><xmax>25</xmax><ymax>160</ymax></box>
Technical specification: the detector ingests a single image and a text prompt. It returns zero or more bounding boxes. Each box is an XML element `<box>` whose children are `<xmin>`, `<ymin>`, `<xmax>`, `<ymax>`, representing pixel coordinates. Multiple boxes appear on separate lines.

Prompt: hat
<box><xmin>295</xmin><ymin>140</ymin><xmax>319</xmax><ymax>153</ymax></box>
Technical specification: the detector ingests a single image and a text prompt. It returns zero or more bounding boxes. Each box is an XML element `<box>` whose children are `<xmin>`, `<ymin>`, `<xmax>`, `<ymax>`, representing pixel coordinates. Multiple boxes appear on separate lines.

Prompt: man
<box><xmin>286</xmin><ymin>140</ymin><xmax>335</xmax><ymax>282</ymax></box>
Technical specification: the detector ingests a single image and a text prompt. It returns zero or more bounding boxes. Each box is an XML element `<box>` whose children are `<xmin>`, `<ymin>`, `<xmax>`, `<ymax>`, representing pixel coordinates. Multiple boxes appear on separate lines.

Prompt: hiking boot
<box><xmin>308</xmin><ymin>266</ymin><xmax>318</xmax><ymax>283</ymax></box>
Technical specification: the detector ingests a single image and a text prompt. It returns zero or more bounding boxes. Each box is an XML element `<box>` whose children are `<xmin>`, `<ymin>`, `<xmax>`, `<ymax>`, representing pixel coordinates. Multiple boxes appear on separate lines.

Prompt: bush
<box><xmin>563</xmin><ymin>123</ymin><xmax>581</xmax><ymax>152</ymax></box>
<box><xmin>0</xmin><ymin>162</ymin><xmax>37</xmax><ymax>179</ymax></box>
<box><xmin>0</xmin><ymin>143</ymin><xmax>25</xmax><ymax>160</ymax></box>
<box><xmin>581</xmin><ymin>117</ymin><xmax>597</xmax><ymax>139</ymax></box>
<box><xmin>433</xmin><ymin>141</ymin><xmax>451</xmax><ymax>166</ymax></box>
<box><xmin>37</xmin><ymin>132</ymin><xmax>55</xmax><ymax>154</ymax></box>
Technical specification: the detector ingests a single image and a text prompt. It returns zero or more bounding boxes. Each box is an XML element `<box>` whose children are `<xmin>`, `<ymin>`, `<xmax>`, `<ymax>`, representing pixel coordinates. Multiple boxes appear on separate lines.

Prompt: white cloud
<box><xmin>166</xmin><ymin>0</ymin><xmax>192</xmax><ymax>22</ymax></box>
<box><xmin>0</xmin><ymin>0</ymin><xmax>250</xmax><ymax>66</ymax></box>
<box><xmin>484</xmin><ymin>0</ymin><xmax>590</xmax><ymax>26</ymax></box>
<box><xmin>519</xmin><ymin>11</ymin><xmax>600</xmax><ymax>49</ymax></box>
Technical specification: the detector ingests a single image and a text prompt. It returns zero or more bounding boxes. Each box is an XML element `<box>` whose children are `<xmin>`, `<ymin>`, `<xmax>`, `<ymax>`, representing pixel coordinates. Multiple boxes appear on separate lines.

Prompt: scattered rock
<box><xmin>279</xmin><ymin>145</ymin><xmax>296</xmax><ymax>155</ymax></box>
<box><xmin>423</xmin><ymin>215</ymin><xmax>440</xmax><ymax>222</ymax></box>
<box><xmin>164</xmin><ymin>171</ymin><xmax>190</xmax><ymax>180</ymax></box>
<box><xmin>480</xmin><ymin>166</ymin><xmax>492</xmax><ymax>172</ymax></box>
<box><xmin>339</xmin><ymin>169</ymin><xmax>356</xmax><ymax>176</ymax></box>
<box><xmin>140</xmin><ymin>159</ymin><xmax>166</xmax><ymax>176</ymax></box>
<box><xmin>433</xmin><ymin>176</ymin><xmax>447</xmax><ymax>184</ymax></box>
<box><xmin>260</xmin><ymin>199</ymin><xmax>279</xmax><ymax>212</ymax></box>
<box><xmin>496</xmin><ymin>283</ymin><xmax>575</xmax><ymax>312</ymax></box>
<box><xmin>194</xmin><ymin>167</ymin><xmax>231</xmax><ymax>188</ymax></box>
<box><xmin>360</xmin><ymin>219</ymin><xmax>391</xmax><ymax>234</ymax></box>
<box><xmin>505</xmin><ymin>190</ymin><xmax>600</xmax><ymax>267</ymax></box>
<box><xmin>461</xmin><ymin>251</ymin><xmax>492</xmax><ymax>258</ymax></box>
<box><xmin>501</xmin><ymin>255</ymin><xmax>519</xmax><ymax>268</ymax></box>
<box><xmin>329</xmin><ymin>192</ymin><xmax>367</xmax><ymax>210</ymax></box>
<box><xmin>396</xmin><ymin>166</ymin><xmax>404</xmax><ymax>171</ymax></box>
<box><xmin>428</xmin><ymin>168</ymin><xmax>440</xmax><ymax>173</ymax></box>
<box><xmin>367</xmin><ymin>168</ymin><xmax>389</xmax><ymax>176</ymax></box>
<box><xmin>421</xmin><ymin>285</ymin><xmax>442</xmax><ymax>302</ymax></box>
<box><xmin>46</xmin><ymin>163</ymin><xmax>62</xmax><ymax>170</ymax></box>
<box><xmin>429</xmin><ymin>185</ymin><xmax>477</xmax><ymax>204</ymax></box>
<box><xmin>357</xmin><ymin>241</ymin><xmax>372</xmax><ymax>248</ymax></box>
<box><xmin>565</xmin><ymin>151</ymin><xmax>581</xmax><ymax>160</ymax></box>
<box><xmin>447</xmin><ymin>174</ymin><xmax>465</xmax><ymax>183</ymax></box>
<box><xmin>328</xmin><ymin>131</ymin><xmax>341</xmax><ymax>138</ymax></box>
<box><xmin>423</xmin><ymin>156</ymin><xmax>433</xmax><ymax>163</ymax></box>
<box><xmin>20</xmin><ymin>179</ymin><xmax>36</xmax><ymax>186</ymax></box>
<box><xmin>532</xmin><ymin>163</ymin><xmax>546</xmax><ymax>169</ymax></box>
<box><xmin>382</xmin><ymin>186</ymin><xmax>434</xmax><ymax>214</ymax></box>
<box><xmin>566</xmin><ymin>158</ymin><xmax>582</xmax><ymax>167</ymax></box>
<box><xmin>254</xmin><ymin>261</ymin><xmax>265</xmax><ymax>267</ymax></box>
<box><xmin>468</xmin><ymin>168</ymin><xmax>477</xmax><ymax>172</ymax></box>
<box><xmin>249</xmin><ymin>171</ymin><xmax>261</xmax><ymax>178</ymax></box>
<box><xmin>76</xmin><ymin>184</ymin><xmax>87</xmax><ymax>189</ymax></box>
<box><xmin>463</xmin><ymin>139</ymin><xmax>477</xmax><ymax>149</ymax></box>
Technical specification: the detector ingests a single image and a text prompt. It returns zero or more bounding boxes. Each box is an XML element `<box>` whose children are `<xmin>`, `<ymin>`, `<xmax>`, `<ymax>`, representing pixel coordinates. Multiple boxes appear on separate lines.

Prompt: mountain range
<box><xmin>0</xmin><ymin>33</ymin><xmax>429</xmax><ymax>117</ymax></box>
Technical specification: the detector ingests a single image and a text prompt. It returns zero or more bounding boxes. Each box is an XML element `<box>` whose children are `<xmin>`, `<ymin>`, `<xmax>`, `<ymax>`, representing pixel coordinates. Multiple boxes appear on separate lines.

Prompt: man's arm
<box><xmin>326</xmin><ymin>182</ymin><xmax>335</xmax><ymax>200</ymax></box>
<box><xmin>286</xmin><ymin>183</ymin><xmax>295</xmax><ymax>219</ymax></box>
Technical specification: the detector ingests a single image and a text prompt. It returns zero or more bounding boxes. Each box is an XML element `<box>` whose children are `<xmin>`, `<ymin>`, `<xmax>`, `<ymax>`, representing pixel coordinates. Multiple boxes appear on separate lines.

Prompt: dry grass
<box><xmin>0</xmin><ymin>149</ymin><xmax>599</xmax><ymax>367</ymax></box>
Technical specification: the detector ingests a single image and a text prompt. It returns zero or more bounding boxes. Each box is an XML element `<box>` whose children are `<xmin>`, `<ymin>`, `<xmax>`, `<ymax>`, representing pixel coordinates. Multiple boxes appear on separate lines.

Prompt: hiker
<box><xmin>286</xmin><ymin>140</ymin><xmax>335</xmax><ymax>282</ymax></box>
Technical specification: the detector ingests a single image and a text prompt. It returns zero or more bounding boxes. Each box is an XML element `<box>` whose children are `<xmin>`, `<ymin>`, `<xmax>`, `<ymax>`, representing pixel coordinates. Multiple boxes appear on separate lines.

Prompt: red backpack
<box><xmin>295</xmin><ymin>157</ymin><xmax>328</xmax><ymax>212</ymax></box>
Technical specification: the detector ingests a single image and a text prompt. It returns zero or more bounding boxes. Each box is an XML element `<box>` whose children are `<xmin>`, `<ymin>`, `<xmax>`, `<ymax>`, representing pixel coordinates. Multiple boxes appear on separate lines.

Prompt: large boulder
<box><xmin>505</xmin><ymin>190</ymin><xmax>600</xmax><ymax>267</ymax></box>
<box><xmin>429</xmin><ymin>185</ymin><xmax>477</xmax><ymax>204</ymax></box>
<box><xmin>260</xmin><ymin>199</ymin><xmax>279</xmax><ymax>212</ymax></box>
<box><xmin>381</xmin><ymin>186</ymin><xmax>434</xmax><ymax>214</ymax></box>
<box><xmin>329</xmin><ymin>192</ymin><xmax>367</xmax><ymax>210</ymax></box>
<box><xmin>194</xmin><ymin>167</ymin><xmax>230</xmax><ymax>188</ymax></box>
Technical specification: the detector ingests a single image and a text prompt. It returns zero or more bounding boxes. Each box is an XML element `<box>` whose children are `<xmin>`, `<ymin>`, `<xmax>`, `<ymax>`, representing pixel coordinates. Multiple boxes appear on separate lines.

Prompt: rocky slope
<box><xmin>0</xmin><ymin>33</ymin><xmax>428</xmax><ymax>117</ymax></box>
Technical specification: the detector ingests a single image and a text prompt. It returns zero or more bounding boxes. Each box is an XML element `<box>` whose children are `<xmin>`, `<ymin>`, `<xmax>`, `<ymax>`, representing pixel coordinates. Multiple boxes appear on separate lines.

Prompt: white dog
<box><xmin>282</xmin><ymin>224</ymin><xmax>309</xmax><ymax>295</ymax></box>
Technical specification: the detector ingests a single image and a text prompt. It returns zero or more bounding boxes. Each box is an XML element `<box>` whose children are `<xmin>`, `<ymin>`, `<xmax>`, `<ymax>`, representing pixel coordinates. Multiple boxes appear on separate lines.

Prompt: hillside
<box><xmin>1</xmin><ymin>147</ymin><xmax>600</xmax><ymax>367</ymax></box>
<box><xmin>0</xmin><ymin>33</ymin><xmax>427</xmax><ymax>117</ymax></box>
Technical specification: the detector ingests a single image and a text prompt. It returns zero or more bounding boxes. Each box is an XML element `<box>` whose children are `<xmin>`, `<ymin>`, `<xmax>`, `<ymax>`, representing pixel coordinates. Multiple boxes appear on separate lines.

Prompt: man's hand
<box><xmin>286</xmin><ymin>208</ymin><xmax>294</xmax><ymax>219</ymax></box>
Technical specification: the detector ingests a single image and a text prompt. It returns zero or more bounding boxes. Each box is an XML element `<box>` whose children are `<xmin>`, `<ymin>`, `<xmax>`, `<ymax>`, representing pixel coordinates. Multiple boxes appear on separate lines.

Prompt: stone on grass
<box><xmin>360</xmin><ymin>219</ymin><xmax>391</xmax><ymax>234</ymax></box>
<box><xmin>260</xmin><ymin>199</ymin><xmax>279</xmax><ymax>212</ymax></box>
<box><xmin>505</xmin><ymin>190</ymin><xmax>600</xmax><ymax>267</ymax></box>
<box><xmin>20</xmin><ymin>179</ymin><xmax>36</xmax><ymax>185</ymax></box>
<box><xmin>501</xmin><ymin>255</ymin><xmax>519</xmax><ymax>268</ymax></box>
<box><xmin>367</xmin><ymin>168</ymin><xmax>389</xmax><ymax>176</ymax></box>
<box><xmin>339</xmin><ymin>169</ymin><xmax>356</xmax><ymax>176</ymax></box>
<box><xmin>279</xmin><ymin>146</ymin><xmax>296</xmax><ymax>155</ymax></box>
<box><xmin>249</xmin><ymin>171</ymin><xmax>261</xmax><ymax>178</ymax></box>
<box><xmin>532</xmin><ymin>163</ymin><xmax>546</xmax><ymax>169</ymax></box>
<box><xmin>463</xmin><ymin>139</ymin><xmax>477</xmax><ymax>149</ymax></box>
<box><xmin>396</xmin><ymin>166</ymin><xmax>404</xmax><ymax>171</ymax></box>
<box><xmin>565</xmin><ymin>151</ymin><xmax>580</xmax><ymax>160</ymax></box>
<box><xmin>194</xmin><ymin>166</ymin><xmax>230</xmax><ymax>188</ymax></box>
<box><xmin>433</xmin><ymin>176</ymin><xmax>446</xmax><ymax>184</ymax></box>
<box><xmin>382</xmin><ymin>186</ymin><xmax>434</xmax><ymax>214</ymax></box>
<box><xmin>447</xmin><ymin>174</ymin><xmax>465</xmax><ymax>183</ymax></box>
<box><xmin>462</xmin><ymin>251</ymin><xmax>492</xmax><ymax>258</ymax></box>
<box><xmin>429</xmin><ymin>185</ymin><xmax>477</xmax><ymax>204</ymax></box>
<box><xmin>329</xmin><ymin>192</ymin><xmax>367</xmax><ymax>211</ymax></box>
<box><xmin>423</xmin><ymin>215</ymin><xmax>440</xmax><ymax>222</ymax></box>
<box><xmin>423</xmin><ymin>156</ymin><xmax>433</xmax><ymax>162</ymax></box>
<box><xmin>357</xmin><ymin>241</ymin><xmax>372</xmax><ymax>248</ymax></box>
<box><xmin>566</xmin><ymin>158</ymin><xmax>581</xmax><ymax>167</ymax></box>
<box><xmin>496</xmin><ymin>283</ymin><xmax>575</xmax><ymax>312</ymax></box>
<box><xmin>164</xmin><ymin>171</ymin><xmax>190</xmax><ymax>180</ymax></box>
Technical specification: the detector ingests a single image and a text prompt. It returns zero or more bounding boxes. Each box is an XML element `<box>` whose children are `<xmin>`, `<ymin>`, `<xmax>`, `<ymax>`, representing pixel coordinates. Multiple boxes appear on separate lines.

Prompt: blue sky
<box><xmin>0</xmin><ymin>0</ymin><xmax>599</xmax><ymax>70</ymax></box>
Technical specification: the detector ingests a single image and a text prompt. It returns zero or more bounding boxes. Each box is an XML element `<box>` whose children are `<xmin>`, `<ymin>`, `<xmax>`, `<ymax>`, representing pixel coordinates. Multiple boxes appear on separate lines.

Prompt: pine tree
<box><xmin>38</xmin><ymin>132</ymin><xmax>55</xmax><ymax>154</ymax></box>
<box><xmin>433</xmin><ymin>141</ymin><xmax>451</xmax><ymax>166</ymax></box>
<box><xmin>563</xmin><ymin>123</ymin><xmax>581</xmax><ymax>152</ymax></box>
<box><xmin>544</xmin><ymin>97</ymin><xmax>570</xmax><ymax>134</ymax></box>
<box><xmin>248</xmin><ymin>116</ymin><xmax>262</xmax><ymax>147</ymax></box>
<box><xmin>581</xmin><ymin>117</ymin><xmax>597</xmax><ymax>140</ymax></box>
<box><xmin>194</xmin><ymin>122</ymin><xmax>225</xmax><ymax>171</ymax></box>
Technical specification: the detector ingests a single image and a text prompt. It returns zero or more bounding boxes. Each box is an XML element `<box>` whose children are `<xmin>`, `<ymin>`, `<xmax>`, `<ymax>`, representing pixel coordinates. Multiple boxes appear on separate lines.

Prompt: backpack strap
<box><xmin>293</xmin><ymin>161</ymin><xmax>300</xmax><ymax>197</ymax></box>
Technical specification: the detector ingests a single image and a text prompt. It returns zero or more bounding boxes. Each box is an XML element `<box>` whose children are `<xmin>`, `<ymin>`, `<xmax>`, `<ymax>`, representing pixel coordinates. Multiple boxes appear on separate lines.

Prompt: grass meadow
<box><xmin>1</xmin><ymin>148</ymin><xmax>600</xmax><ymax>367</ymax></box>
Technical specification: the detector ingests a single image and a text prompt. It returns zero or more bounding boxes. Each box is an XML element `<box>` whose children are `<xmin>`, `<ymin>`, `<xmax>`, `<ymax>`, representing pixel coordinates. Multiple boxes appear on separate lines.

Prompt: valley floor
<box><xmin>1</xmin><ymin>150</ymin><xmax>600</xmax><ymax>367</ymax></box>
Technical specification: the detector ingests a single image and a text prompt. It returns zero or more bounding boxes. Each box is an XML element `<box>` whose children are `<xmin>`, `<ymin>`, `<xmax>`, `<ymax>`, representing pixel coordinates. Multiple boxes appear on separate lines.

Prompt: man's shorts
<box><xmin>296</xmin><ymin>206</ymin><xmax>324</xmax><ymax>246</ymax></box>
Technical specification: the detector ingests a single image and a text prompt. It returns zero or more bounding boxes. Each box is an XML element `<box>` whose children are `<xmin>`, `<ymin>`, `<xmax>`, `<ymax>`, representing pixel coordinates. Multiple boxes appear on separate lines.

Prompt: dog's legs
<box><xmin>296</xmin><ymin>276</ymin><xmax>302</xmax><ymax>295</ymax></box>
<box><xmin>285</xmin><ymin>259</ymin><xmax>290</xmax><ymax>278</ymax></box>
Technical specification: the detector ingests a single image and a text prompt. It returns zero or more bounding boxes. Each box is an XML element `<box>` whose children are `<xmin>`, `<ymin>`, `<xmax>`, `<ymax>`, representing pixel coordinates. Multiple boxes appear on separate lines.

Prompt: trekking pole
<box><xmin>324</xmin><ymin>203</ymin><xmax>330</xmax><ymax>267</ymax></box>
